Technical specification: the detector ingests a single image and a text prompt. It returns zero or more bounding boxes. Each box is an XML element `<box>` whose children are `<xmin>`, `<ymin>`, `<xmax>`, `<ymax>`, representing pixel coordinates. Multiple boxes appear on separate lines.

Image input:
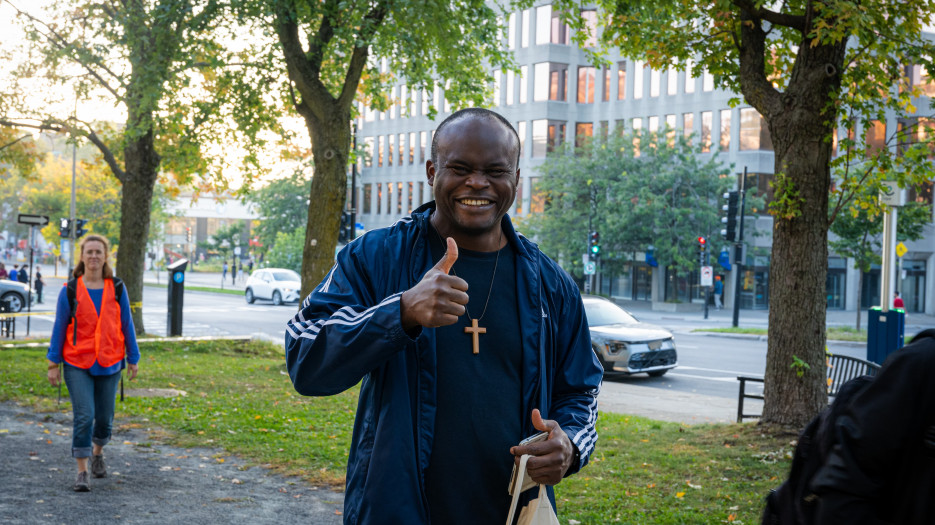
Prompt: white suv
<box><xmin>244</xmin><ymin>269</ymin><xmax>301</xmax><ymax>305</ymax></box>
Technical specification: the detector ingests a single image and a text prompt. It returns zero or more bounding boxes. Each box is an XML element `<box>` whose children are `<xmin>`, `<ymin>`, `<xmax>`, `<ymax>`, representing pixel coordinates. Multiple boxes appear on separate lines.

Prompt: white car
<box><xmin>0</xmin><ymin>280</ymin><xmax>33</xmax><ymax>313</ymax></box>
<box><xmin>245</xmin><ymin>269</ymin><xmax>301</xmax><ymax>305</ymax></box>
<box><xmin>583</xmin><ymin>295</ymin><xmax>678</xmax><ymax>377</ymax></box>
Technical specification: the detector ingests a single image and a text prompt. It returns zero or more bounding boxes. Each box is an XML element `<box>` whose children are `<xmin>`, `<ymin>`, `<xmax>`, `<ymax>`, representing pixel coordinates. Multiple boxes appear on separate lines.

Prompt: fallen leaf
<box><xmin>728</xmin><ymin>513</ymin><xmax>737</xmax><ymax>522</ymax></box>
<box><xmin>232</xmin><ymin>479</ymin><xmax>243</xmax><ymax>484</ymax></box>
<box><xmin>0</xmin><ymin>429</ymin><xmax>8</xmax><ymax>433</ymax></box>
<box><xmin>676</xmin><ymin>492</ymin><xmax>685</xmax><ymax>498</ymax></box>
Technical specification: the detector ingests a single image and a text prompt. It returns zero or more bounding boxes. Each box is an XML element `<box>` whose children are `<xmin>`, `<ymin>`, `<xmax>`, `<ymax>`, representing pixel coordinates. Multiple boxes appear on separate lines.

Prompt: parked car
<box><xmin>0</xmin><ymin>280</ymin><xmax>32</xmax><ymax>313</ymax></box>
<box><xmin>582</xmin><ymin>295</ymin><xmax>678</xmax><ymax>377</ymax></box>
<box><xmin>245</xmin><ymin>269</ymin><xmax>301</xmax><ymax>305</ymax></box>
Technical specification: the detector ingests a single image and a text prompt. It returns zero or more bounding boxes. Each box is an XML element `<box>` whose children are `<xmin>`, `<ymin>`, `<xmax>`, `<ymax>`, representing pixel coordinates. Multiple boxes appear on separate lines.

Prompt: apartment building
<box><xmin>351</xmin><ymin>2</ymin><xmax>935</xmax><ymax>314</ymax></box>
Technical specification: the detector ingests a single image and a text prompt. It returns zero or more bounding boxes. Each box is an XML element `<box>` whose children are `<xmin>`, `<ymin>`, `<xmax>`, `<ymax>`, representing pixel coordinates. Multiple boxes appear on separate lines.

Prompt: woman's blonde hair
<box><xmin>73</xmin><ymin>234</ymin><xmax>114</xmax><ymax>279</ymax></box>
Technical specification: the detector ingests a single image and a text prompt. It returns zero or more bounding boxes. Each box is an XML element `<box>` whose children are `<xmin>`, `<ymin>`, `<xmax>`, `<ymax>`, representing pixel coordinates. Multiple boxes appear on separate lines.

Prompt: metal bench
<box><xmin>0</xmin><ymin>302</ymin><xmax>14</xmax><ymax>338</ymax></box>
<box><xmin>737</xmin><ymin>353</ymin><xmax>882</xmax><ymax>422</ymax></box>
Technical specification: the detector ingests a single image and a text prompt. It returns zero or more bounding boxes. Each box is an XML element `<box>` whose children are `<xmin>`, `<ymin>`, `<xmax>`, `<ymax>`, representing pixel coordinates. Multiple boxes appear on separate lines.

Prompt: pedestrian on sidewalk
<box><xmin>231</xmin><ymin>260</ymin><xmax>238</xmax><ymax>285</ymax></box>
<box><xmin>46</xmin><ymin>234</ymin><xmax>140</xmax><ymax>492</ymax></box>
<box><xmin>34</xmin><ymin>266</ymin><xmax>44</xmax><ymax>303</ymax></box>
<box><xmin>17</xmin><ymin>264</ymin><xmax>29</xmax><ymax>284</ymax></box>
<box><xmin>714</xmin><ymin>276</ymin><xmax>724</xmax><ymax>310</ymax></box>
<box><xmin>9</xmin><ymin>264</ymin><xmax>18</xmax><ymax>282</ymax></box>
<box><xmin>894</xmin><ymin>291</ymin><xmax>905</xmax><ymax>309</ymax></box>
<box><xmin>222</xmin><ymin>260</ymin><xmax>228</xmax><ymax>286</ymax></box>
<box><xmin>0</xmin><ymin>262</ymin><xmax>7</xmax><ymax>280</ymax></box>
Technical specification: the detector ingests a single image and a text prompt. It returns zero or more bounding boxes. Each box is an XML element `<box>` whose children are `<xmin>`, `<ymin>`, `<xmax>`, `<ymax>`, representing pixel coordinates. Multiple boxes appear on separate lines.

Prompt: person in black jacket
<box><xmin>17</xmin><ymin>264</ymin><xmax>29</xmax><ymax>284</ymax></box>
<box><xmin>810</xmin><ymin>329</ymin><xmax>935</xmax><ymax>524</ymax></box>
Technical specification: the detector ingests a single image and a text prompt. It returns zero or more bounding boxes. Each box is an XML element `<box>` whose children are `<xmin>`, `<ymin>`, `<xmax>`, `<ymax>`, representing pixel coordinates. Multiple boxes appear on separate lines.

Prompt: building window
<box><xmin>581</xmin><ymin>10</ymin><xmax>597</xmax><ymax>47</ymax></box>
<box><xmin>602</xmin><ymin>66</ymin><xmax>610</xmax><ymax>102</ymax></box>
<box><xmin>492</xmin><ymin>69</ymin><xmax>501</xmax><ymax>106</ymax></box>
<box><xmin>650</xmin><ymin>68</ymin><xmax>660</xmax><ymax>97</ymax></box>
<box><xmin>720</xmin><ymin>109</ymin><xmax>731</xmax><ymax>151</ymax></box>
<box><xmin>387</xmin><ymin>135</ymin><xmax>394</xmax><ymax>166</ymax></box>
<box><xmin>633</xmin><ymin>61</ymin><xmax>644</xmax><ymax>99</ymax></box>
<box><xmin>378</xmin><ymin>136</ymin><xmax>384</xmax><ymax>167</ymax></box>
<box><xmin>376</xmin><ymin>183</ymin><xmax>383</xmax><ymax>214</ymax></box>
<box><xmin>531</xmin><ymin>119</ymin><xmax>566</xmax><ymax>157</ymax></box>
<box><xmin>575</xmin><ymin>122</ymin><xmax>593</xmax><ymax>147</ymax></box>
<box><xmin>409</xmin><ymin>132</ymin><xmax>416</xmax><ymax>164</ymax></box>
<box><xmin>535</xmin><ymin>5</ymin><xmax>551</xmax><ymax>45</ymax></box>
<box><xmin>617</xmin><ymin>61</ymin><xmax>626</xmax><ymax>100</ymax></box>
<box><xmin>703</xmin><ymin>70</ymin><xmax>714</xmax><ymax>92</ymax></box>
<box><xmin>519</xmin><ymin>66</ymin><xmax>528</xmax><ymax>103</ymax></box>
<box><xmin>521</xmin><ymin>9</ymin><xmax>530</xmax><ymax>47</ymax></box>
<box><xmin>386</xmin><ymin>182</ymin><xmax>393</xmax><ymax>214</ymax></box>
<box><xmin>400</xmin><ymin>86</ymin><xmax>407</xmax><ymax>117</ymax></box>
<box><xmin>667</xmin><ymin>67</ymin><xmax>678</xmax><ymax>95</ymax></box>
<box><xmin>407</xmin><ymin>182</ymin><xmax>414</xmax><ymax>214</ymax></box>
<box><xmin>685</xmin><ymin>59</ymin><xmax>695</xmax><ymax>93</ymax></box>
<box><xmin>866</xmin><ymin>120</ymin><xmax>886</xmax><ymax>156</ymax></box>
<box><xmin>422</xmin><ymin>89</ymin><xmax>430</xmax><ymax>115</ymax></box>
<box><xmin>506</xmin><ymin>70</ymin><xmax>515</xmax><ymax>105</ymax></box>
<box><xmin>398</xmin><ymin>133</ymin><xmax>404</xmax><ymax>165</ymax></box>
<box><xmin>410</xmin><ymin>88</ymin><xmax>417</xmax><ymax>115</ymax></box>
<box><xmin>905</xmin><ymin>64</ymin><xmax>935</xmax><ymax>97</ymax></box>
<box><xmin>665</xmin><ymin>114</ymin><xmax>677</xmax><ymax>145</ymax></box>
<box><xmin>647</xmin><ymin>116</ymin><xmax>659</xmax><ymax>133</ymax></box>
<box><xmin>577</xmin><ymin>66</ymin><xmax>595</xmax><ymax>104</ymax></box>
<box><xmin>418</xmin><ymin>181</ymin><xmax>425</xmax><ymax>206</ymax></box>
<box><xmin>683</xmin><ymin>112</ymin><xmax>694</xmax><ymax>144</ymax></box>
<box><xmin>363</xmin><ymin>184</ymin><xmax>372</xmax><ymax>214</ymax></box>
<box><xmin>600</xmin><ymin>120</ymin><xmax>609</xmax><ymax>140</ymax></box>
<box><xmin>420</xmin><ymin>131</ymin><xmax>427</xmax><ymax>164</ymax></box>
<box><xmin>701</xmin><ymin>111</ymin><xmax>712</xmax><ymax>152</ymax></box>
<box><xmin>615</xmin><ymin>119</ymin><xmax>625</xmax><ymax>137</ymax></box>
<box><xmin>364</xmin><ymin>137</ymin><xmax>374</xmax><ymax>167</ymax></box>
<box><xmin>517</xmin><ymin>120</ymin><xmax>527</xmax><ymax>158</ymax></box>
<box><xmin>739</xmin><ymin>108</ymin><xmax>774</xmax><ymax>151</ymax></box>
<box><xmin>632</xmin><ymin>118</ymin><xmax>642</xmax><ymax>156</ymax></box>
<box><xmin>534</xmin><ymin>62</ymin><xmax>568</xmax><ymax>101</ymax></box>
<box><xmin>508</xmin><ymin>13</ymin><xmax>516</xmax><ymax>49</ymax></box>
<box><xmin>549</xmin><ymin>9</ymin><xmax>569</xmax><ymax>44</ymax></box>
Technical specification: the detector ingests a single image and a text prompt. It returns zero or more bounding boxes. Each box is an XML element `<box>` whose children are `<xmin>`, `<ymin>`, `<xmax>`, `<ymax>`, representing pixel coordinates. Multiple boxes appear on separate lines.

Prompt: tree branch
<box><xmin>731</xmin><ymin>0</ymin><xmax>806</xmax><ymax>32</ymax></box>
<box><xmin>273</xmin><ymin>0</ymin><xmax>337</xmax><ymax>119</ymax></box>
<box><xmin>0</xmin><ymin>133</ymin><xmax>32</xmax><ymax>151</ymax></box>
<box><xmin>736</xmin><ymin>9</ymin><xmax>783</xmax><ymax>118</ymax></box>
<box><xmin>338</xmin><ymin>0</ymin><xmax>389</xmax><ymax>109</ymax></box>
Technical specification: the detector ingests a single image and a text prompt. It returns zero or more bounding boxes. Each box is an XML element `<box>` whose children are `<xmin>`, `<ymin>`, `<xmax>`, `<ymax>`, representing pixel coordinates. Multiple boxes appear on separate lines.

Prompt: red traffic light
<box><xmin>697</xmin><ymin>236</ymin><xmax>706</xmax><ymax>245</ymax></box>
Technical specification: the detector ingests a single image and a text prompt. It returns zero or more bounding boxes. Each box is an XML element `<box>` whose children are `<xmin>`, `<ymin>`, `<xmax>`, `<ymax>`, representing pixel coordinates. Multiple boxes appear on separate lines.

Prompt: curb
<box><xmin>1</xmin><ymin>334</ymin><xmax>255</xmax><ymax>350</ymax></box>
<box><xmin>691</xmin><ymin>331</ymin><xmax>866</xmax><ymax>347</ymax></box>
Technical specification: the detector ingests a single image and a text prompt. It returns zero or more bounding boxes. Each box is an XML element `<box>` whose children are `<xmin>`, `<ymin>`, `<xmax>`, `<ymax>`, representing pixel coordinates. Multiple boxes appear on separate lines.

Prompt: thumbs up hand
<box><xmin>400</xmin><ymin>237</ymin><xmax>469</xmax><ymax>330</ymax></box>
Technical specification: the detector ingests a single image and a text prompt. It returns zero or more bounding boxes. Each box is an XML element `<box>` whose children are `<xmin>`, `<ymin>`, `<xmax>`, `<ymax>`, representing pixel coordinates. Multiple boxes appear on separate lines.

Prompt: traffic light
<box><xmin>186</xmin><ymin>226</ymin><xmax>192</xmax><ymax>243</ymax></box>
<box><xmin>589</xmin><ymin>231</ymin><xmax>601</xmax><ymax>258</ymax></box>
<box><xmin>338</xmin><ymin>211</ymin><xmax>350</xmax><ymax>243</ymax></box>
<box><xmin>75</xmin><ymin>219</ymin><xmax>88</xmax><ymax>239</ymax></box>
<box><xmin>59</xmin><ymin>218</ymin><xmax>71</xmax><ymax>238</ymax></box>
<box><xmin>721</xmin><ymin>191</ymin><xmax>739</xmax><ymax>242</ymax></box>
<box><xmin>697</xmin><ymin>236</ymin><xmax>707</xmax><ymax>266</ymax></box>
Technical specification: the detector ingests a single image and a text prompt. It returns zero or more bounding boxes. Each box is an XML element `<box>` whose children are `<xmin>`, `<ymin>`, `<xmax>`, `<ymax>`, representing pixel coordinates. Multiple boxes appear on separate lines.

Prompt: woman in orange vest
<box><xmin>45</xmin><ymin>235</ymin><xmax>140</xmax><ymax>492</ymax></box>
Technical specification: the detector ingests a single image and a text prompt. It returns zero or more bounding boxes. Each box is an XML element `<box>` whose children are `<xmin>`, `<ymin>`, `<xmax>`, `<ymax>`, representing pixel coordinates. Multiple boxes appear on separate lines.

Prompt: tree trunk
<box><xmin>116</xmin><ymin>129</ymin><xmax>160</xmax><ymax>335</ymax></box>
<box><xmin>299</xmin><ymin>106</ymin><xmax>351</xmax><ymax>298</ymax></box>
<box><xmin>760</xmin><ymin>45</ymin><xmax>848</xmax><ymax>425</ymax></box>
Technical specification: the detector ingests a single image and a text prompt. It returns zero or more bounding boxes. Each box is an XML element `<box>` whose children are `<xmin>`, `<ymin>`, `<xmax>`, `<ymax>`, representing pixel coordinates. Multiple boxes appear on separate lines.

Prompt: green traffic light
<box><xmin>591</xmin><ymin>245</ymin><xmax>600</xmax><ymax>254</ymax></box>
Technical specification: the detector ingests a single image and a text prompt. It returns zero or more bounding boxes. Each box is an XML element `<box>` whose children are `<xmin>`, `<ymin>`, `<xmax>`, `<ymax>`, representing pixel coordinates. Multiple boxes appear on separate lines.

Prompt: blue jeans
<box><xmin>63</xmin><ymin>365</ymin><xmax>121</xmax><ymax>458</ymax></box>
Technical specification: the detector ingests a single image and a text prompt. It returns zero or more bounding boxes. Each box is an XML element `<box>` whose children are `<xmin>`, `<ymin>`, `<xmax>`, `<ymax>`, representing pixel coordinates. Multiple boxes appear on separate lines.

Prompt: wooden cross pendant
<box><xmin>464</xmin><ymin>318</ymin><xmax>487</xmax><ymax>355</ymax></box>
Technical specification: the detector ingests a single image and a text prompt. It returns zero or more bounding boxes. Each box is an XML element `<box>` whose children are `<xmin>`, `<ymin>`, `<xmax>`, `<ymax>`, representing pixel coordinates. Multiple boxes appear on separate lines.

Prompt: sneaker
<box><xmin>91</xmin><ymin>454</ymin><xmax>106</xmax><ymax>478</ymax></box>
<box><xmin>74</xmin><ymin>470</ymin><xmax>90</xmax><ymax>492</ymax></box>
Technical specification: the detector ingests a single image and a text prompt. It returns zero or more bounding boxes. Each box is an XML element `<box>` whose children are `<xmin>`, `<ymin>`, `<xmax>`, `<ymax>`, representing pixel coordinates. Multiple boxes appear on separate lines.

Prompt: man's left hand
<box><xmin>510</xmin><ymin>409</ymin><xmax>575</xmax><ymax>485</ymax></box>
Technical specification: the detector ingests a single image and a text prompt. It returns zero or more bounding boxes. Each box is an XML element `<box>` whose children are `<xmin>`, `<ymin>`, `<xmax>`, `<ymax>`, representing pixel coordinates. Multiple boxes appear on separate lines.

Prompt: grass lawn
<box><xmin>144</xmin><ymin>282</ymin><xmax>243</xmax><ymax>296</ymax></box>
<box><xmin>698</xmin><ymin>326</ymin><xmax>868</xmax><ymax>342</ymax></box>
<box><xmin>0</xmin><ymin>339</ymin><xmax>794</xmax><ymax>524</ymax></box>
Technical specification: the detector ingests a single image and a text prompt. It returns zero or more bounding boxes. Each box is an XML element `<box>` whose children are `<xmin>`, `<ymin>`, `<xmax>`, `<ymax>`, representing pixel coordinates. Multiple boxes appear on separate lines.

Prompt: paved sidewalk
<box><xmin>0</xmin><ymin>401</ymin><xmax>343</xmax><ymax>524</ymax></box>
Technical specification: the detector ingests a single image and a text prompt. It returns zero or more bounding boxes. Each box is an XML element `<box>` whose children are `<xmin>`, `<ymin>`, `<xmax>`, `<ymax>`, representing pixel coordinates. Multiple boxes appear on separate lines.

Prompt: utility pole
<box><xmin>69</xmin><ymin>124</ymin><xmax>77</xmax><ymax>277</ymax></box>
<box><xmin>350</xmin><ymin>123</ymin><xmax>357</xmax><ymax>240</ymax></box>
<box><xmin>731</xmin><ymin>168</ymin><xmax>748</xmax><ymax>328</ymax></box>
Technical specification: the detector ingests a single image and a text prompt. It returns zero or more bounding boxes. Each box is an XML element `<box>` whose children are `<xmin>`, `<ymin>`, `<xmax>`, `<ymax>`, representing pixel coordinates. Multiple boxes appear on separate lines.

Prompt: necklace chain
<box><xmin>431</xmin><ymin>221</ymin><xmax>502</xmax><ymax>322</ymax></box>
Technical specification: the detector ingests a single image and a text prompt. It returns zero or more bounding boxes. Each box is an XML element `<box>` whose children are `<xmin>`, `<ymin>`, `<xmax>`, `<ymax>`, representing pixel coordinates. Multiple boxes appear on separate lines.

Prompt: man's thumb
<box><xmin>435</xmin><ymin>237</ymin><xmax>458</xmax><ymax>274</ymax></box>
<box><xmin>530</xmin><ymin>408</ymin><xmax>552</xmax><ymax>434</ymax></box>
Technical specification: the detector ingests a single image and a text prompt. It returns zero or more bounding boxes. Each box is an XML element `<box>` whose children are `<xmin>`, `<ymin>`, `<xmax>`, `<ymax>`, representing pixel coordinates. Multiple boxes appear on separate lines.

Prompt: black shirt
<box><xmin>424</xmin><ymin>227</ymin><xmax>524</xmax><ymax>524</ymax></box>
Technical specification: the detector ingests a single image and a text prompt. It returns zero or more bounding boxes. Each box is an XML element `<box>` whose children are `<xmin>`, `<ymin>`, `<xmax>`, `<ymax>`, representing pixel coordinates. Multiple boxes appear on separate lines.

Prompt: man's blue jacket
<box><xmin>285</xmin><ymin>203</ymin><xmax>603</xmax><ymax>524</ymax></box>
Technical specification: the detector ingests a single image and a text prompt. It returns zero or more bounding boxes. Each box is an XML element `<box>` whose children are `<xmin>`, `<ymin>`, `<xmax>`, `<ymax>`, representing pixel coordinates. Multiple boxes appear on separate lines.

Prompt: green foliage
<box><xmin>790</xmin><ymin>355</ymin><xmax>811</xmax><ymax>378</ymax></box>
<box><xmin>0</xmin><ymin>340</ymin><xmax>793</xmax><ymax>521</ymax></box>
<box><xmin>526</xmin><ymin>131</ymin><xmax>730</xmax><ymax>279</ymax></box>
<box><xmin>199</xmin><ymin>222</ymin><xmax>244</xmax><ymax>261</ymax></box>
<box><xmin>265</xmin><ymin>227</ymin><xmax>305</xmax><ymax>273</ymax></box>
<box><xmin>244</xmin><ymin>168</ymin><xmax>310</xmax><ymax>253</ymax></box>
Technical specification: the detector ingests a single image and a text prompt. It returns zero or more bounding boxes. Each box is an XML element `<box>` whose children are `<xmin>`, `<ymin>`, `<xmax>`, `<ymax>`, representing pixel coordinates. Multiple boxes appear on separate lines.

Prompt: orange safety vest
<box><xmin>62</xmin><ymin>277</ymin><xmax>126</xmax><ymax>369</ymax></box>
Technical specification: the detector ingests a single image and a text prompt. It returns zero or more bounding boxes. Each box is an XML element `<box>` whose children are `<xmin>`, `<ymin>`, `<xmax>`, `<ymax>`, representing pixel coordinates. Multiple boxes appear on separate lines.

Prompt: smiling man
<box><xmin>285</xmin><ymin>108</ymin><xmax>602</xmax><ymax>524</ymax></box>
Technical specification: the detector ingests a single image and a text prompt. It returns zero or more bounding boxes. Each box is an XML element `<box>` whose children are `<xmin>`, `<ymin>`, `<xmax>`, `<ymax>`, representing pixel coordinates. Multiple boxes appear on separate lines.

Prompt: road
<box><xmin>8</xmin><ymin>285</ymin><xmax>869</xmax><ymax>425</ymax></box>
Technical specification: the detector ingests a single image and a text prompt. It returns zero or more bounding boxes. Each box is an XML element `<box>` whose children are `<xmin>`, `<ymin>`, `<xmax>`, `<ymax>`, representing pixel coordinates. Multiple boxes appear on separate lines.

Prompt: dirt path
<box><xmin>0</xmin><ymin>402</ymin><xmax>344</xmax><ymax>524</ymax></box>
